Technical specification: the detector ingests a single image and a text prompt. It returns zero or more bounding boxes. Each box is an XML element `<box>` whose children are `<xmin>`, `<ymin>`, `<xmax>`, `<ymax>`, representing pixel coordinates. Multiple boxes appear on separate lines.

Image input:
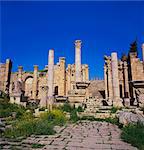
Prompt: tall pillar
<box><xmin>4</xmin><ymin>59</ymin><xmax>11</xmax><ymax>94</ymax></box>
<box><xmin>18</xmin><ymin>66</ymin><xmax>23</xmax><ymax>82</ymax></box>
<box><xmin>107</xmin><ymin>62</ymin><xmax>113</xmax><ymax>100</ymax></box>
<box><xmin>59</xmin><ymin>57</ymin><xmax>66</xmax><ymax>96</ymax></box>
<box><xmin>47</xmin><ymin>49</ymin><xmax>54</xmax><ymax>110</ymax></box>
<box><xmin>75</xmin><ymin>40</ymin><xmax>82</xmax><ymax>82</ymax></box>
<box><xmin>32</xmin><ymin>65</ymin><xmax>38</xmax><ymax>100</ymax></box>
<box><xmin>104</xmin><ymin>65</ymin><xmax>108</xmax><ymax>99</ymax></box>
<box><xmin>142</xmin><ymin>43</ymin><xmax>144</xmax><ymax>62</ymax></box>
<box><xmin>123</xmin><ymin>61</ymin><xmax>129</xmax><ymax>98</ymax></box>
<box><xmin>66</xmin><ymin>64</ymin><xmax>71</xmax><ymax>95</ymax></box>
<box><xmin>111</xmin><ymin>52</ymin><xmax>123</xmax><ymax>107</ymax></box>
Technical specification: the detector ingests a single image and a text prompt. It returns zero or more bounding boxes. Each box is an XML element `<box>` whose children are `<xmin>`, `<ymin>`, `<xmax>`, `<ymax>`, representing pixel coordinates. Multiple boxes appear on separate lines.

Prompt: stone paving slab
<box><xmin>0</xmin><ymin>121</ymin><xmax>138</xmax><ymax>150</ymax></box>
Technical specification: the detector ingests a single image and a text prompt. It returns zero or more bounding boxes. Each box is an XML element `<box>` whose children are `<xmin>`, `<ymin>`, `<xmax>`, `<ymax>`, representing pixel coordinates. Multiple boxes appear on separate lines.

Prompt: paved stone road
<box><xmin>0</xmin><ymin>121</ymin><xmax>138</xmax><ymax>150</ymax></box>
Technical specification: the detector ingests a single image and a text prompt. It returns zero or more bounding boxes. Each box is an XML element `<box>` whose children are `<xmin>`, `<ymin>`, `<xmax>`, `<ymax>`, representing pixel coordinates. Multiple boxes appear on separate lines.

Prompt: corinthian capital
<box><xmin>75</xmin><ymin>40</ymin><xmax>82</xmax><ymax>48</ymax></box>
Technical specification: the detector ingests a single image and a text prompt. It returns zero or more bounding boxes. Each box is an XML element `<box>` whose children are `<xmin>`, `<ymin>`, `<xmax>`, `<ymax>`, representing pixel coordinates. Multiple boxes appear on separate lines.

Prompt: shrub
<box><xmin>60</xmin><ymin>103</ymin><xmax>73</xmax><ymax>112</ymax></box>
<box><xmin>4</xmin><ymin>112</ymin><xmax>35</xmax><ymax>138</ymax></box>
<box><xmin>40</xmin><ymin>109</ymin><xmax>67</xmax><ymax>126</ymax></box>
<box><xmin>110</xmin><ymin>107</ymin><xmax>119</xmax><ymax>113</ymax></box>
<box><xmin>34</xmin><ymin>120</ymin><xmax>55</xmax><ymax>135</ymax></box>
<box><xmin>4</xmin><ymin>112</ymin><xmax>55</xmax><ymax>139</ymax></box>
<box><xmin>121</xmin><ymin>123</ymin><xmax>144</xmax><ymax>150</ymax></box>
<box><xmin>77</xmin><ymin>106</ymin><xmax>84</xmax><ymax>112</ymax></box>
<box><xmin>0</xmin><ymin>99</ymin><xmax>26</xmax><ymax>118</ymax></box>
<box><xmin>70</xmin><ymin>110</ymin><xmax>79</xmax><ymax>123</ymax></box>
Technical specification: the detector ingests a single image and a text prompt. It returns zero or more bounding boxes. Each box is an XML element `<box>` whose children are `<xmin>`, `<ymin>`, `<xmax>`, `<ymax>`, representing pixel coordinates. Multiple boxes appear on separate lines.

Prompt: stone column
<box><xmin>66</xmin><ymin>64</ymin><xmax>71</xmax><ymax>95</ymax></box>
<box><xmin>75</xmin><ymin>40</ymin><xmax>82</xmax><ymax>82</ymax></box>
<box><xmin>18</xmin><ymin>66</ymin><xmax>23</xmax><ymax>82</ymax></box>
<box><xmin>142</xmin><ymin>43</ymin><xmax>144</xmax><ymax>62</ymax></box>
<box><xmin>4</xmin><ymin>59</ymin><xmax>11</xmax><ymax>94</ymax></box>
<box><xmin>111</xmin><ymin>52</ymin><xmax>123</xmax><ymax>107</ymax></box>
<box><xmin>107</xmin><ymin>62</ymin><xmax>113</xmax><ymax>100</ymax></box>
<box><xmin>85</xmin><ymin>65</ymin><xmax>89</xmax><ymax>81</ymax></box>
<box><xmin>82</xmin><ymin>65</ymin><xmax>86</xmax><ymax>82</ymax></box>
<box><xmin>123</xmin><ymin>61</ymin><xmax>129</xmax><ymax>98</ymax></box>
<box><xmin>47</xmin><ymin>49</ymin><xmax>54</xmax><ymax>110</ymax></box>
<box><xmin>32</xmin><ymin>65</ymin><xmax>38</xmax><ymax>100</ymax></box>
<box><xmin>59</xmin><ymin>57</ymin><xmax>66</xmax><ymax>96</ymax></box>
<box><xmin>123</xmin><ymin>61</ymin><xmax>130</xmax><ymax>106</ymax></box>
<box><xmin>104</xmin><ymin>65</ymin><xmax>108</xmax><ymax>99</ymax></box>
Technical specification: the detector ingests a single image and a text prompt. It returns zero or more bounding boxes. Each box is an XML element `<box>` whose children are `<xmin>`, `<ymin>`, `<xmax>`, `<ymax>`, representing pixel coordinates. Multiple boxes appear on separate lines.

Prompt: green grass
<box><xmin>0</xmin><ymin>98</ymin><xmax>26</xmax><ymax>118</ymax></box>
<box><xmin>121</xmin><ymin>123</ymin><xmax>144</xmax><ymax>150</ymax></box>
<box><xmin>3</xmin><ymin>109</ymin><xmax>67</xmax><ymax>139</ymax></box>
<box><xmin>110</xmin><ymin>107</ymin><xmax>121</xmax><ymax>113</ymax></box>
<box><xmin>60</xmin><ymin>103</ymin><xmax>81</xmax><ymax>123</ymax></box>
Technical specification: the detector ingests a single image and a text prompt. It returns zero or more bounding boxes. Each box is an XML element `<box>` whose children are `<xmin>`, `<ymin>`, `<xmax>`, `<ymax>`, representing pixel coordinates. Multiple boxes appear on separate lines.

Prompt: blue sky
<box><xmin>0</xmin><ymin>1</ymin><xmax>144</xmax><ymax>79</ymax></box>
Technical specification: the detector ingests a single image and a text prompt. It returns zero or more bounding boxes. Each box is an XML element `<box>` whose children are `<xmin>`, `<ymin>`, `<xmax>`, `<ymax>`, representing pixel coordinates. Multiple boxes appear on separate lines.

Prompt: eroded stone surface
<box><xmin>0</xmin><ymin>121</ymin><xmax>138</xmax><ymax>150</ymax></box>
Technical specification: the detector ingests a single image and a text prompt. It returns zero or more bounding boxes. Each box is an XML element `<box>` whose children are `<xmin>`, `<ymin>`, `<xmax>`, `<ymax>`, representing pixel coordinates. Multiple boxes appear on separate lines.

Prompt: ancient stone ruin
<box><xmin>0</xmin><ymin>40</ymin><xmax>144</xmax><ymax>110</ymax></box>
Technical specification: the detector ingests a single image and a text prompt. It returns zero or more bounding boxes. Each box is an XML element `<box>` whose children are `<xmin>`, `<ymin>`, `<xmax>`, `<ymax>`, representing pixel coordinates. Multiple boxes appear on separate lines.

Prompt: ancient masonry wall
<box><xmin>0</xmin><ymin>59</ymin><xmax>12</xmax><ymax>94</ymax></box>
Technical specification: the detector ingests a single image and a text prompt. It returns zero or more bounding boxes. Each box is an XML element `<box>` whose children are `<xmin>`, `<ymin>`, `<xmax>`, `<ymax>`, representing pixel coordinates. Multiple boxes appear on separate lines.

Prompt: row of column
<box><xmin>16</xmin><ymin>40</ymin><xmax>85</xmax><ymax>108</ymax></box>
<box><xmin>105</xmin><ymin>52</ymin><xmax>129</xmax><ymax>107</ymax></box>
<box><xmin>17</xmin><ymin>50</ymin><xmax>54</xmax><ymax>109</ymax></box>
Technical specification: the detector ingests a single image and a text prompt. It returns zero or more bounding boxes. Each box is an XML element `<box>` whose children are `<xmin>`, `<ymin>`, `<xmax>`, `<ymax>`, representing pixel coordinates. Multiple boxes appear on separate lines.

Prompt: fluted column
<box><xmin>47</xmin><ymin>49</ymin><xmax>54</xmax><ymax>110</ymax></box>
<box><xmin>75</xmin><ymin>40</ymin><xmax>82</xmax><ymax>82</ymax></box>
<box><xmin>32</xmin><ymin>65</ymin><xmax>38</xmax><ymax>100</ymax></box>
<box><xmin>18</xmin><ymin>66</ymin><xmax>23</xmax><ymax>82</ymax></box>
<box><xmin>111</xmin><ymin>52</ymin><xmax>123</xmax><ymax>107</ymax></box>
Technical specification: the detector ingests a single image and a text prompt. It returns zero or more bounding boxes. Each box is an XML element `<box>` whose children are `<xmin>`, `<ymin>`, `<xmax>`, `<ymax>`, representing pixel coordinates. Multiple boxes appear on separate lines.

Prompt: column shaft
<box><xmin>123</xmin><ymin>61</ymin><xmax>129</xmax><ymax>98</ymax></box>
<box><xmin>111</xmin><ymin>52</ymin><xmax>122</xmax><ymax>107</ymax></box>
<box><xmin>107</xmin><ymin>64</ymin><xmax>113</xmax><ymax>100</ymax></box>
<box><xmin>48</xmin><ymin>50</ymin><xmax>54</xmax><ymax>108</ymax></box>
<box><xmin>104</xmin><ymin>65</ymin><xmax>108</xmax><ymax>99</ymax></box>
<box><xmin>32</xmin><ymin>65</ymin><xmax>38</xmax><ymax>99</ymax></box>
<box><xmin>75</xmin><ymin>40</ymin><xmax>82</xmax><ymax>82</ymax></box>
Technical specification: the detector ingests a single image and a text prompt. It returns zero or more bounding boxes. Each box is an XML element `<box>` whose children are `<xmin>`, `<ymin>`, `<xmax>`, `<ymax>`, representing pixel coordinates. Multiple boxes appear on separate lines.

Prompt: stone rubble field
<box><xmin>0</xmin><ymin>121</ymin><xmax>138</xmax><ymax>150</ymax></box>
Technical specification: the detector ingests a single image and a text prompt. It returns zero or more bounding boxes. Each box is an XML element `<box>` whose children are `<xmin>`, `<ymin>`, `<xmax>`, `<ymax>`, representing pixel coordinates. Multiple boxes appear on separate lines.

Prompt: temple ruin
<box><xmin>0</xmin><ymin>40</ymin><xmax>144</xmax><ymax>110</ymax></box>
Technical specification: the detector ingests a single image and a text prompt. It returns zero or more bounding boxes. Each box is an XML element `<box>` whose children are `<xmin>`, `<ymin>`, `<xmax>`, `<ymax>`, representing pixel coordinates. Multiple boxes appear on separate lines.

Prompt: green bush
<box><xmin>60</xmin><ymin>103</ymin><xmax>73</xmax><ymax>112</ymax></box>
<box><xmin>77</xmin><ymin>106</ymin><xmax>84</xmax><ymax>112</ymax></box>
<box><xmin>40</xmin><ymin>109</ymin><xmax>67</xmax><ymax>126</ymax></box>
<box><xmin>4</xmin><ymin>112</ymin><xmax>55</xmax><ymax>139</ymax></box>
<box><xmin>4</xmin><ymin>112</ymin><xmax>36</xmax><ymax>138</ymax></box>
<box><xmin>34</xmin><ymin>120</ymin><xmax>55</xmax><ymax>135</ymax></box>
<box><xmin>0</xmin><ymin>99</ymin><xmax>26</xmax><ymax>118</ymax></box>
<box><xmin>110</xmin><ymin>107</ymin><xmax>119</xmax><ymax>113</ymax></box>
<box><xmin>70</xmin><ymin>110</ymin><xmax>79</xmax><ymax>123</ymax></box>
<box><xmin>121</xmin><ymin>123</ymin><xmax>144</xmax><ymax>150</ymax></box>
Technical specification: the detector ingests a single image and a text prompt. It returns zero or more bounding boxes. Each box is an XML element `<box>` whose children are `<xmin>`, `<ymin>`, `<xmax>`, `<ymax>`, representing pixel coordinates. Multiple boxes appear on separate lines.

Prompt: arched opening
<box><xmin>24</xmin><ymin>77</ymin><xmax>33</xmax><ymax>97</ymax></box>
<box><xmin>54</xmin><ymin>86</ymin><xmax>58</xmax><ymax>96</ymax></box>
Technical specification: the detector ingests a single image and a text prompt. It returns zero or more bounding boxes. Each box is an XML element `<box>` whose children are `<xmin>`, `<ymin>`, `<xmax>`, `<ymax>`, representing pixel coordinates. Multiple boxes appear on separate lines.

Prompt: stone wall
<box><xmin>0</xmin><ymin>59</ymin><xmax>12</xmax><ymax>94</ymax></box>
